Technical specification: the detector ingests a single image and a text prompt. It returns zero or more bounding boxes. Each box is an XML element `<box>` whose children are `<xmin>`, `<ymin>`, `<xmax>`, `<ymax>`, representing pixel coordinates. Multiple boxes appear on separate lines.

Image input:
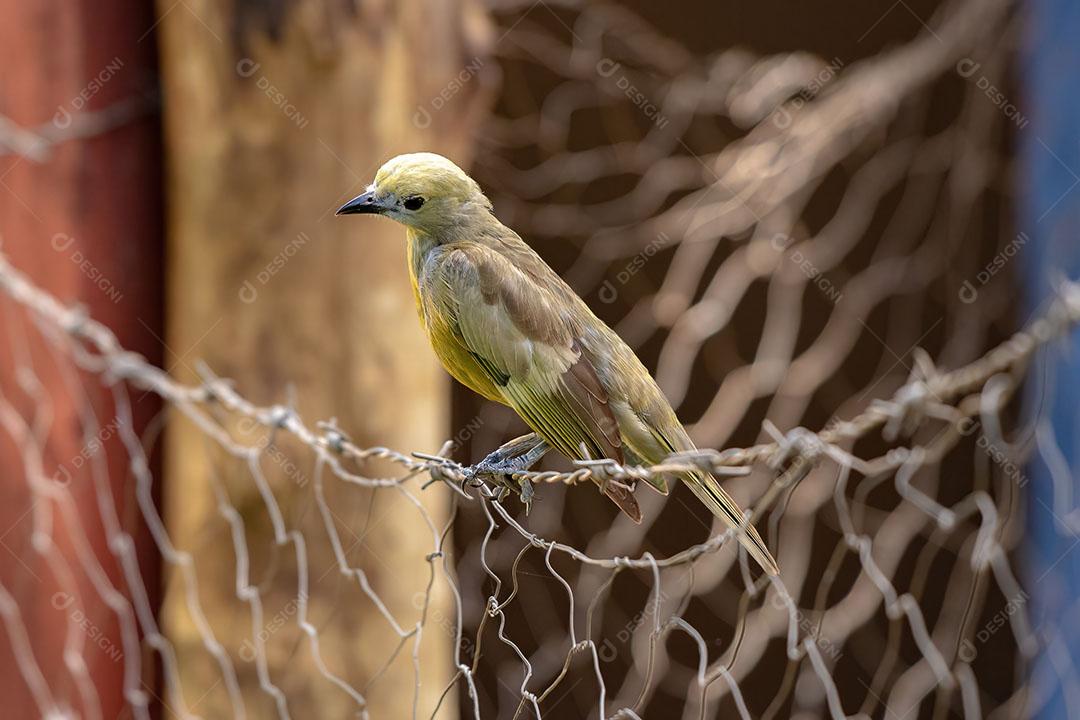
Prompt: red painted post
<box><xmin>0</xmin><ymin>2</ymin><xmax>164</xmax><ymax>717</ymax></box>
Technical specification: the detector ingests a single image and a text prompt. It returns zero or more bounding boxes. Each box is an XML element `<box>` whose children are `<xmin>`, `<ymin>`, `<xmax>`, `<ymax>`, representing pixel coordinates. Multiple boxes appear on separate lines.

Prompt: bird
<box><xmin>336</xmin><ymin>152</ymin><xmax>779</xmax><ymax>576</ymax></box>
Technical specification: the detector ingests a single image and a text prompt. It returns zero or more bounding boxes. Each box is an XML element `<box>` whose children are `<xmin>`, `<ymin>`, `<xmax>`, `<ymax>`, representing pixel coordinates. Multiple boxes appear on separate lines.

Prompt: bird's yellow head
<box><xmin>336</xmin><ymin>152</ymin><xmax>492</xmax><ymax>234</ymax></box>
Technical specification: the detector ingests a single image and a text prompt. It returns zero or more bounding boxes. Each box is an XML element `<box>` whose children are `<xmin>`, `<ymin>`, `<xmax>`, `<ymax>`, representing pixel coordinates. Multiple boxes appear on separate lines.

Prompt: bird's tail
<box><xmin>682</xmin><ymin>471</ymin><xmax>779</xmax><ymax>576</ymax></box>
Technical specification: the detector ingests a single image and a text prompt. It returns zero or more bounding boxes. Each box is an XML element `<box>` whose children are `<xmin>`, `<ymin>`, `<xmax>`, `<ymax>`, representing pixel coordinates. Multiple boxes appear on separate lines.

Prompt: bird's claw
<box><xmin>463</xmin><ymin>434</ymin><xmax>548</xmax><ymax>514</ymax></box>
<box><xmin>518</xmin><ymin>476</ymin><xmax>534</xmax><ymax>513</ymax></box>
<box><xmin>465</xmin><ymin>459</ymin><xmax>535</xmax><ymax>512</ymax></box>
<box><xmin>462</xmin><ymin>455</ymin><xmax>513</xmax><ymax>485</ymax></box>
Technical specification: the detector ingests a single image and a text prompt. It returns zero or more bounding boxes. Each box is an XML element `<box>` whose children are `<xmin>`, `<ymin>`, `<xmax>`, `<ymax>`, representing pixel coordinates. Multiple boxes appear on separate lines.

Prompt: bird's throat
<box><xmin>405</xmin><ymin>228</ymin><xmax>442</xmax><ymax>323</ymax></box>
<box><xmin>406</xmin><ymin>228</ymin><xmax>441</xmax><ymax>282</ymax></box>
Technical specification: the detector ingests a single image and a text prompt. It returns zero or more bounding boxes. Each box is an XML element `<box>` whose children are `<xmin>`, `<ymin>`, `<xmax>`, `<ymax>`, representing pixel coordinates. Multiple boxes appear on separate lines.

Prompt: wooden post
<box><xmin>156</xmin><ymin>1</ymin><xmax>491</xmax><ymax>717</ymax></box>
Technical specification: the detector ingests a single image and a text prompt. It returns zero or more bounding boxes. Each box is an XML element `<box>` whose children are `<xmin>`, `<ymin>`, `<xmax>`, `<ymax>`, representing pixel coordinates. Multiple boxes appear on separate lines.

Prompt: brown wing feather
<box><xmin>433</xmin><ymin>243</ymin><xmax>641</xmax><ymax>521</ymax></box>
<box><xmin>560</xmin><ymin>348</ymin><xmax>640</xmax><ymax>521</ymax></box>
<box><xmin>563</xmin><ymin>342</ymin><xmax>623</xmax><ymax>462</ymax></box>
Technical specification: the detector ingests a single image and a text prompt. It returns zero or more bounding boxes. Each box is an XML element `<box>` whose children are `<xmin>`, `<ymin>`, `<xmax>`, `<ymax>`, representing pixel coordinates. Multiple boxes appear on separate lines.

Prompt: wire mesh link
<box><xmin>0</xmin><ymin>222</ymin><xmax>1076</xmax><ymax>718</ymax></box>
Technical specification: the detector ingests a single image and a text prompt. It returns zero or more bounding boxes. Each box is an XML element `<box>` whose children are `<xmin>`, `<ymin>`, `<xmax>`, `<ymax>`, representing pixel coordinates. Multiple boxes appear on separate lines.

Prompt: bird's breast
<box><xmin>409</xmin><ymin>245</ymin><xmax>506</xmax><ymax>405</ymax></box>
<box><xmin>423</xmin><ymin>297</ymin><xmax>506</xmax><ymax>404</ymax></box>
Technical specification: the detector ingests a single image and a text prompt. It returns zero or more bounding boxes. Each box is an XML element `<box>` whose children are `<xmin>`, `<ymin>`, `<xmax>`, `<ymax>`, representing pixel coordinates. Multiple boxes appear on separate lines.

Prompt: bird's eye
<box><xmin>403</xmin><ymin>196</ymin><xmax>425</xmax><ymax>211</ymax></box>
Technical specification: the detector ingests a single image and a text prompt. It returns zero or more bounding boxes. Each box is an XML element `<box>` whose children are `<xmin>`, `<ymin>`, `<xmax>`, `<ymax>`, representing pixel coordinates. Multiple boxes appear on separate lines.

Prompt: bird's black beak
<box><xmin>336</xmin><ymin>191</ymin><xmax>384</xmax><ymax>216</ymax></box>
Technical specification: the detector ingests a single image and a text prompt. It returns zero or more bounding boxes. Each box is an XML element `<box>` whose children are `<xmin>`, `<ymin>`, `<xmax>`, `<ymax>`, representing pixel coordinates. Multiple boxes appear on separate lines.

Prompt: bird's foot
<box><xmin>468</xmin><ymin>456</ymin><xmax>536</xmax><ymax>511</ymax></box>
<box><xmin>464</xmin><ymin>433</ymin><xmax>549</xmax><ymax>513</ymax></box>
<box><xmin>517</xmin><ymin>475</ymin><xmax>535</xmax><ymax>507</ymax></box>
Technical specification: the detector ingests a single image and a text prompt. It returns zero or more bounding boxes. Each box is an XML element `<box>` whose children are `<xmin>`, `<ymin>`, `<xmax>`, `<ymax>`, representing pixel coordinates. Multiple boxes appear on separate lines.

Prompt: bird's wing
<box><xmin>431</xmin><ymin>243</ymin><xmax>640</xmax><ymax>521</ymax></box>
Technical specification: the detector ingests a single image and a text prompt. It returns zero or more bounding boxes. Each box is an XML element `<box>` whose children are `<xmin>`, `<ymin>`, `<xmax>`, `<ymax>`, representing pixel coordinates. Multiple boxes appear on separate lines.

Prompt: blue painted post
<box><xmin>1023</xmin><ymin>1</ymin><xmax>1080</xmax><ymax>717</ymax></box>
